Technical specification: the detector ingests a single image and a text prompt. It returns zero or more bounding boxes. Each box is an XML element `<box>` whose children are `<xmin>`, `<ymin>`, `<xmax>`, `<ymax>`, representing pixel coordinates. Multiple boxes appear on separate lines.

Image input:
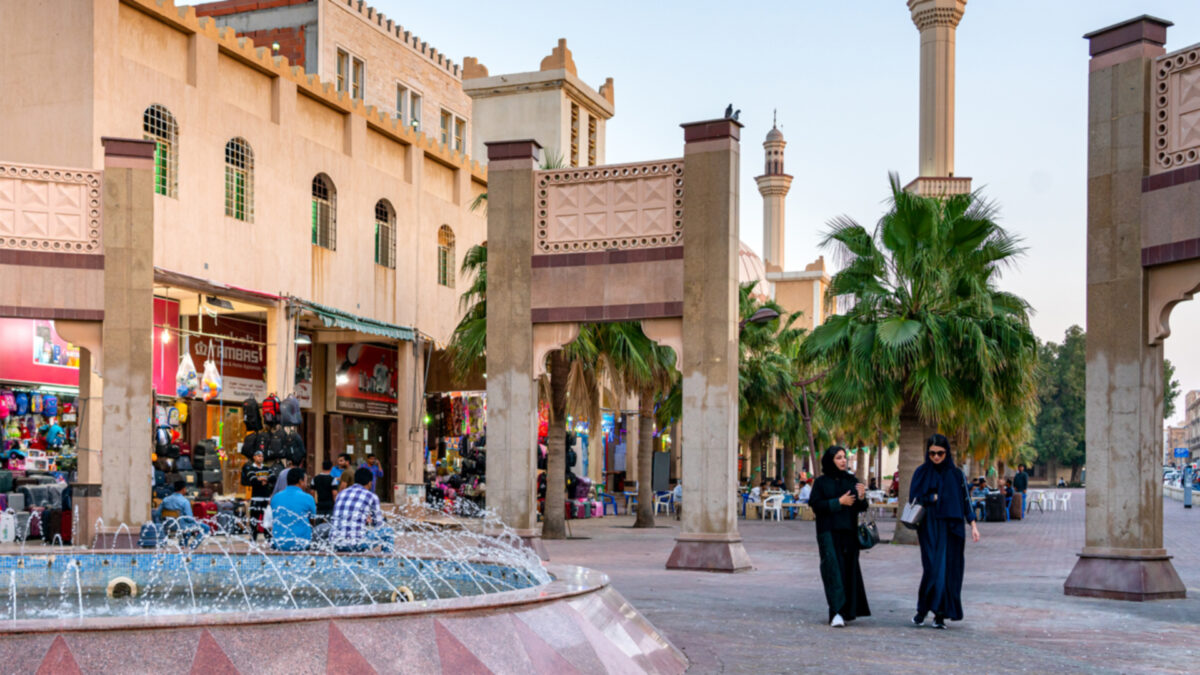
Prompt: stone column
<box><xmin>667</xmin><ymin>119</ymin><xmax>751</xmax><ymax>572</ymax></box>
<box><xmin>908</xmin><ymin>0</ymin><xmax>967</xmax><ymax>178</ymax></box>
<box><xmin>484</xmin><ymin>139</ymin><xmax>545</xmax><ymax>559</ymax></box>
<box><xmin>75</xmin><ymin>347</ymin><xmax>103</xmax><ymax>546</ymax></box>
<box><xmin>1065</xmin><ymin>16</ymin><xmax>1185</xmax><ymax>600</ymax></box>
<box><xmin>98</xmin><ymin>138</ymin><xmax>156</xmax><ymax>528</ymax></box>
<box><xmin>264</xmin><ymin>301</ymin><xmax>295</xmax><ymax>398</ymax></box>
<box><xmin>394</xmin><ymin>339</ymin><xmax>426</xmax><ymax>502</ymax></box>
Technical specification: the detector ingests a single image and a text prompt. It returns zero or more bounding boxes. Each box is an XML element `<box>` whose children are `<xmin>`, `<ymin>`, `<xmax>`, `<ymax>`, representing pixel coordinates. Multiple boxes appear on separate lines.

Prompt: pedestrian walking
<box><xmin>1013</xmin><ymin>464</ymin><xmax>1029</xmax><ymax>517</ymax></box>
<box><xmin>809</xmin><ymin>446</ymin><xmax>870</xmax><ymax>627</ymax></box>
<box><xmin>909</xmin><ymin>433</ymin><xmax>979</xmax><ymax>629</ymax></box>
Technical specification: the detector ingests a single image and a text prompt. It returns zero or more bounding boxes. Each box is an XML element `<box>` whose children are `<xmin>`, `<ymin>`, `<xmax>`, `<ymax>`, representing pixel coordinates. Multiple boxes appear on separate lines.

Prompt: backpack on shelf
<box><xmin>280</xmin><ymin>395</ymin><xmax>302</xmax><ymax>427</ymax></box>
<box><xmin>265</xmin><ymin>428</ymin><xmax>286</xmax><ymax>462</ymax></box>
<box><xmin>243</xmin><ymin>397</ymin><xmax>263</xmax><ymax>432</ymax></box>
<box><xmin>239</xmin><ymin>432</ymin><xmax>259</xmax><ymax>460</ymax></box>
<box><xmin>14</xmin><ymin>392</ymin><xmax>28</xmax><ymax>416</ymax></box>
<box><xmin>30</xmin><ymin>394</ymin><xmax>42</xmax><ymax>415</ymax></box>
<box><xmin>42</xmin><ymin>395</ymin><xmax>57</xmax><ymax>419</ymax></box>
<box><xmin>284</xmin><ymin>430</ymin><xmax>306</xmax><ymax>466</ymax></box>
<box><xmin>261</xmin><ymin>395</ymin><xmax>280</xmax><ymax>427</ymax></box>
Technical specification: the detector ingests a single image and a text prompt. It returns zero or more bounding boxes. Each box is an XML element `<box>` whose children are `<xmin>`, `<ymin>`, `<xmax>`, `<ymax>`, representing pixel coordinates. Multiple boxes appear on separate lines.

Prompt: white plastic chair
<box><xmin>654</xmin><ymin>493</ymin><xmax>673</xmax><ymax>515</ymax></box>
<box><xmin>762</xmin><ymin>495</ymin><xmax>783</xmax><ymax>521</ymax></box>
<box><xmin>1044</xmin><ymin>491</ymin><xmax>1057</xmax><ymax>512</ymax></box>
<box><xmin>1056</xmin><ymin>491</ymin><xmax>1071</xmax><ymax>511</ymax></box>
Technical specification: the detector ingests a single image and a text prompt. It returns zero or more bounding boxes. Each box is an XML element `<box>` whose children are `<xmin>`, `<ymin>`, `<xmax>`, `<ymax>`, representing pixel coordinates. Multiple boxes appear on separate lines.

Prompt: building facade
<box><xmin>1184</xmin><ymin>391</ymin><xmax>1200</xmax><ymax>463</ymax></box>
<box><xmin>1166</xmin><ymin>423</ymin><xmax>1187</xmax><ymax>466</ymax></box>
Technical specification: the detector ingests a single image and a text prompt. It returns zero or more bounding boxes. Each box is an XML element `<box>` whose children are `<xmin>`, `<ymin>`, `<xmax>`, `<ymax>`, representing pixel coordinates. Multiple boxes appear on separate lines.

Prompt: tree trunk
<box><xmin>895</xmin><ymin>400</ymin><xmax>935</xmax><ymax>545</ymax></box>
<box><xmin>783</xmin><ymin>446</ymin><xmax>796</xmax><ymax>491</ymax></box>
<box><xmin>633</xmin><ymin>387</ymin><xmax>656</xmax><ymax>528</ymax></box>
<box><xmin>856</xmin><ymin>447</ymin><xmax>869</xmax><ymax>482</ymax></box>
<box><xmin>543</xmin><ymin>351</ymin><xmax>569</xmax><ymax>540</ymax></box>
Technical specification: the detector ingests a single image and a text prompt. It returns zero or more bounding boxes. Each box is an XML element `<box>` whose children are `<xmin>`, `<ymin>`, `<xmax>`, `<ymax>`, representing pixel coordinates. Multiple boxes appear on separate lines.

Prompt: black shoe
<box><xmin>932</xmin><ymin>616</ymin><xmax>946</xmax><ymax>629</ymax></box>
<box><xmin>912</xmin><ymin>613</ymin><xmax>926</xmax><ymax>626</ymax></box>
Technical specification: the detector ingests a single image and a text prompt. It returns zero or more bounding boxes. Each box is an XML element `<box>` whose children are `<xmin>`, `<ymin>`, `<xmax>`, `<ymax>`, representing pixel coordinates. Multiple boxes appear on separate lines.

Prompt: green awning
<box><xmin>295</xmin><ymin>298</ymin><xmax>415</xmax><ymax>342</ymax></box>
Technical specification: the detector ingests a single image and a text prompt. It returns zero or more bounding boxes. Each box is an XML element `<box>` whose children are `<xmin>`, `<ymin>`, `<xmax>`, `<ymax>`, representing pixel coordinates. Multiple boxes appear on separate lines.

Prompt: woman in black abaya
<box><xmin>908</xmin><ymin>433</ymin><xmax>980</xmax><ymax>629</ymax></box>
<box><xmin>809</xmin><ymin>446</ymin><xmax>870</xmax><ymax>627</ymax></box>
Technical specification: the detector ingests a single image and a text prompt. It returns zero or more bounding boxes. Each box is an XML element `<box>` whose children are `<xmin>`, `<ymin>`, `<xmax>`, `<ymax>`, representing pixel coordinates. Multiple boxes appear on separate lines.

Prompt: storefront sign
<box><xmin>295</xmin><ymin>340</ymin><xmax>313</xmax><ymax>408</ymax></box>
<box><xmin>184</xmin><ymin>315</ymin><xmax>266</xmax><ymax>402</ymax></box>
<box><xmin>0</xmin><ymin>318</ymin><xmax>80</xmax><ymax>387</ymax></box>
<box><xmin>152</xmin><ymin>298</ymin><xmax>180</xmax><ymax>396</ymax></box>
<box><xmin>334</xmin><ymin>343</ymin><xmax>398</xmax><ymax>416</ymax></box>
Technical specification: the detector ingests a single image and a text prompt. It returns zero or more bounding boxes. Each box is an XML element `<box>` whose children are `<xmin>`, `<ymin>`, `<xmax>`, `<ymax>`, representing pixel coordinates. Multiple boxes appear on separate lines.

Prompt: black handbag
<box><xmin>857</xmin><ymin>511</ymin><xmax>880</xmax><ymax>549</ymax></box>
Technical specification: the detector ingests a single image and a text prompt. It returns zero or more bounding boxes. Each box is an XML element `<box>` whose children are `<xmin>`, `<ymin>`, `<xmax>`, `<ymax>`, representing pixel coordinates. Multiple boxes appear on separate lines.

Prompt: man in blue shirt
<box><xmin>361</xmin><ymin>453</ymin><xmax>384</xmax><ymax>495</ymax></box>
<box><xmin>270</xmin><ymin>469</ymin><xmax>317</xmax><ymax>551</ymax></box>
<box><xmin>330</xmin><ymin>453</ymin><xmax>352</xmax><ymax>481</ymax></box>
<box><xmin>153</xmin><ymin>481</ymin><xmax>192</xmax><ymax>523</ymax></box>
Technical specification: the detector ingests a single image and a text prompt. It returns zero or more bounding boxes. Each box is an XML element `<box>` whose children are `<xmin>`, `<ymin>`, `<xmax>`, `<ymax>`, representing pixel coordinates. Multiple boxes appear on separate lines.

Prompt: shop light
<box><xmin>336</xmin><ymin>373</ymin><xmax>349</xmax><ymax>385</ymax></box>
<box><xmin>294</xmin><ymin>334</ymin><xmax>312</xmax><ymax>345</ymax></box>
<box><xmin>423</xmin><ymin>414</ymin><xmax>432</xmax><ymax>426</ymax></box>
<box><xmin>161</xmin><ymin>327</ymin><xmax>171</xmax><ymax>344</ymax></box>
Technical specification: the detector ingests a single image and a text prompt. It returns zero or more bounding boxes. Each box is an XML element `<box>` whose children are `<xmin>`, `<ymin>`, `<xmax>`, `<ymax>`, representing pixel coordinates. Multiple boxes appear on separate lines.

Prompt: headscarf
<box><xmin>908</xmin><ymin>433</ymin><xmax>966</xmax><ymax>518</ymax></box>
<box><xmin>820</xmin><ymin>445</ymin><xmax>854</xmax><ymax>480</ymax></box>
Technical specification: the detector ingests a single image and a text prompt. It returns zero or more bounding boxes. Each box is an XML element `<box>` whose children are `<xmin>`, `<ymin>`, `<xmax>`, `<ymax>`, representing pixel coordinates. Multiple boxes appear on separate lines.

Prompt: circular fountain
<box><xmin>0</xmin><ymin>506</ymin><xmax>686</xmax><ymax>673</ymax></box>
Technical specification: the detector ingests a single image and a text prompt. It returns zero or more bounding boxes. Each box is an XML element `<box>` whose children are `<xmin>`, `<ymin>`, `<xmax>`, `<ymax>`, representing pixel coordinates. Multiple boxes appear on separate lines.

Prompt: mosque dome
<box><xmin>738</xmin><ymin>241</ymin><xmax>773</xmax><ymax>301</ymax></box>
<box><xmin>765</xmin><ymin>125</ymin><xmax>784</xmax><ymax>142</ymax></box>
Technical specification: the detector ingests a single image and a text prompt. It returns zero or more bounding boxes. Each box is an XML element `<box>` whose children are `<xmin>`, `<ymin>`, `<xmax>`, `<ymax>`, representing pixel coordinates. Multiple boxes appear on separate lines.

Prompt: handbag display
<box><xmin>900</xmin><ymin>500</ymin><xmax>926</xmax><ymax>530</ymax></box>
<box><xmin>857</xmin><ymin>511</ymin><xmax>880</xmax><ymax>549</ymax></box>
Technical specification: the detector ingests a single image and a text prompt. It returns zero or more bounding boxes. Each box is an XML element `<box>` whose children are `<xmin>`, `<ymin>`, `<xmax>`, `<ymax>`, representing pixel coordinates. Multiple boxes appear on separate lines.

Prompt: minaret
<box><xmin>755</xmin><ymin>116</ymin><xmax>793</xmax><ymax>273</ymax></box>
<box><xmin>906</xmin><ymin>0</ymin><xmax>971</xmax><ymax>196</ymax></box>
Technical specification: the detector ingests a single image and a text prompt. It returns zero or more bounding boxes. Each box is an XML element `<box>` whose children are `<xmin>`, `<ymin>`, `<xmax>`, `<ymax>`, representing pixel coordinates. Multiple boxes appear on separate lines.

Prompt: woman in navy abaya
<box><xmin>908</xmin><ymin>433</ymin><xmax>979</xmax><ymax>629</ymax></box>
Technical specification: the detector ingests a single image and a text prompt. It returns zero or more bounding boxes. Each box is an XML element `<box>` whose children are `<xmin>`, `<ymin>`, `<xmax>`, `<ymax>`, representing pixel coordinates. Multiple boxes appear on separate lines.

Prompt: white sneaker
<box><xmin>830</xmin><ymin>614</ymin><xmax>845</xmax><ymax>627</ymax></box>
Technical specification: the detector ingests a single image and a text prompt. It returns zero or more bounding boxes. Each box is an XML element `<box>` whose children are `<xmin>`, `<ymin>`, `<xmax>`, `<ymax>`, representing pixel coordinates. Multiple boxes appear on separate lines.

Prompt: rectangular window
<box><xmin>570</xmin><ymin>102</ymin><xmax>580</xmax><ymax>167</ymax></box>
<box><xmin>410</xmin><ymin>92</ymin><xmax>422</xmax><ymax>133</ymax></box>
<box><xmin>454</xmin><ymin>118</ymin><xmax>466</xmax><ymax>152</ymax></box>
<box><xmin>588</xmin><ymin>117</ymin><xmax>597</xmax><ymax>166</ymax></box>
<box><xmin>375</xmin><ymin>221</ymin><xmax>395</xmax><ymax>268</ymax></box>
<box><xmin>438</xmin><ymin>246</ymin><xmax>451</xmax><ymax>287</ymax></box>
<box><xmin>153</xmin><ymin>141</ymin><xmax>169</xmax><ymax>195</ymax></box>
<box><xmin>225</xmin><ymin>166</ymin><xmax>247</xmax><ymax>221</ymax></box>
<box><xmin>396</xmin><ymin>84</ymin><xmax>408</xmax><ymax>122</ymax></box>
<box><xmin>440</xmin><ymin>111</ymin><xmax>452</xmax><ymax>146</ymax></box>
<box><xmin>336</xmin><ymin>49</ymin><xmax>349</xmax><ymax>94</ymax></box>
<box><xmin>351</xmin><ymin>57</ymin><xmax>365</xmax><ymax>100</ymax></box>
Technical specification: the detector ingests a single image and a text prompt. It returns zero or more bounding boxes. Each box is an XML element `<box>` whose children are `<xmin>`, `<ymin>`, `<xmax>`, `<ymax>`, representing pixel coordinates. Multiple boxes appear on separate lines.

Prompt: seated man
<box><xmin>970</xmin><ymin>479</ymin><xmax>988</xmax><ymax>521</ymax></box>
<box><xmin>671</xmin><ymin>481</ymin><xmax>683</xmax><ymax>520</ymax></box>
<box><xmin>152</xmin><ymin>480</ymin><xmax>209</xmax><ymax>545</ymax></box>
<box><xmin>269</xmin><ymin>469</ymin><xmax>317</xmax><ymax>551</ymax></box>
<box><xmin>798</xmin><ymin>480</ymin><xmax>812</xmax><ymax>504</ymax></box>
<box><xmin>331</xmin><ymin>467</ymin><xmax>393</xmax><ymax>553</ymax></box>
<box><xmin>153</xmin><ymin>480</ymin><xmax>192</xmax><ymax>524</ymax></box>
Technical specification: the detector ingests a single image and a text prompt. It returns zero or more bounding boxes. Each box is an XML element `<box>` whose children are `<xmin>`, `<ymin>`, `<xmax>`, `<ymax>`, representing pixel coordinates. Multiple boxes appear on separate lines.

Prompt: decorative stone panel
<box><xmin>0</xmin><ymin>163</ymin><xmax>102</xmax><ymax>253</ymax></box>
<box><xmin>1153</xmin><ymin>45</ymin><xmax>1200</xmax><ymax>175</ymax></box>
<box><xmin>536</xmin><ymin>160</ymin><xmax>683</xmax><ymax>254</ymax></box>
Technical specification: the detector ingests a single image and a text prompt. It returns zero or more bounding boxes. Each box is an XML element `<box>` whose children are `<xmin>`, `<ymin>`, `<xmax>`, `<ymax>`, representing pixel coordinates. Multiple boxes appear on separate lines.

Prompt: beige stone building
<box><xmin>462</xmin><ymin>41</ymin><xmax>615</xmax><ymax>167</ymax></box>
<box><xmin>1183</xmin><ymin>391</ymin><xmax>1200</xmax><ymax>463</ymax></box>
<box><xmin>1166</xmin><ymin>422</ymin><xmax>1187</xmax><ymax>466</ymax></box>
<box><xmin>0</xmin><ymin>0</ymin><xmax>612</xmax><ymax>524</ymax></box>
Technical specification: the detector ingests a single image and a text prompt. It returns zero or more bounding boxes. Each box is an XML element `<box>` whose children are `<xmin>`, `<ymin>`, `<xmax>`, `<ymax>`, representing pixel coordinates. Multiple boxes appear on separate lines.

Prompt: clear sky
<box><xmin>372</xmin><ymin>0</ymin><xmax>1200</xmax><ymax>424</ymax></box>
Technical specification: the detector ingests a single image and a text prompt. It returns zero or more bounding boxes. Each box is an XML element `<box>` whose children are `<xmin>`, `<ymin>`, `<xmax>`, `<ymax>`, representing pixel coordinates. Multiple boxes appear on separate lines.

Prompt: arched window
<box><xmin>311</xmin><ymin>174</ymin><xmax>337</xmax><ymax>250</ymax></box>
<box><xmin>224</xmin><ymin>138</ymin><xmax>253</xmax><ymax>222</ymax></box>
<box><xmin>143</xmin><ymin>104</ymin><xmax>178</xmax><ymax>198</ymax></box>
<box><xmin>437</xmin><ymin>225</ymin><xmax>455</xmax><ymax>287</ymax></box>
<box><xmin>375</xmin><ymin>200</ymin><xmax>395</xmax><ymax>268</ymax></box>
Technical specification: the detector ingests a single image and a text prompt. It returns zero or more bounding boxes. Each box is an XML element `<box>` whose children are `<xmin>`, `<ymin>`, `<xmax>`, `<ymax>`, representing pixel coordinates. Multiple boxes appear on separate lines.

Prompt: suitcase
<box><xmin>201</xmin><ymin>470</ymin><xmax>222</xmax><ymax>484</ymax></box>
<box><xmin>0</xmin><ymin>469</ymin><xmax>13</xmax><ymax>493</ymax></box>
<box><xmin>6</xmin><ymin>492</ymin><xmax>24</xmax><ymax>511</ymax></box>
<box><xmin>1009</xmin><ymin>492</ymin><xmax>1024</xmax><ymax>520</ymax></box>
<box><xmin>137</xmin><ymin>522</ymin><xmax>166</xmax><ymax>548</ymax></box>
<box><xmin>13</xmin><ymin>512</ymin><xmax>30</xmax><ymax>540</ymax></box>
<box><xmin>42</xmin><ymin>507</ymin><xmax>61</xmax><ymax>543</ymax></box>
<box><xmin>27</xmin><ymin>507</ymin><xmax>44</xmax><ymax>538</ymax></box>
<box><xmin>58</xmin><ymin>510</ymin><xmax>72</xmax><ymax>545</ymax></box>
<box><xmin>985</xmin><ymin>492</ymin><xmax>1006</xmax><ymax>522</ymax></box>
<box><xmin>192</xmin><ymin>501</ymin><xmax>218</xmax><ymax>527</ymax></box>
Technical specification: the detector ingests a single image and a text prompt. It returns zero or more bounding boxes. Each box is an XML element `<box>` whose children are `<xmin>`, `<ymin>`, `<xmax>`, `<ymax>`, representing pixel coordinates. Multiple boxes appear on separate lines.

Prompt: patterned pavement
<box><xmin>545</xmin><ymin>490</ymin><xmax>1200</xmax><ymax>674</ymax></box>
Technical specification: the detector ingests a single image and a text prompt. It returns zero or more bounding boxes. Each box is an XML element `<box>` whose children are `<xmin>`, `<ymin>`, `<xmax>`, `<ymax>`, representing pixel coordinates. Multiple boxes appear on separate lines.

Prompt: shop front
<box><xmin>330</xmin><ymin>342</ymin><xmax>399</xmax><ymax>502</ymax></box>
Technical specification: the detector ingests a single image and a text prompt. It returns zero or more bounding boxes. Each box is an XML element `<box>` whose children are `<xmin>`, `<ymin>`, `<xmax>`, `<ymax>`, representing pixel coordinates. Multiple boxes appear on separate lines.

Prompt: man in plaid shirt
<box><xmin>331</xmin><ymin>467</ymin><xmax>392</xmax><ymax>552</ymax></box>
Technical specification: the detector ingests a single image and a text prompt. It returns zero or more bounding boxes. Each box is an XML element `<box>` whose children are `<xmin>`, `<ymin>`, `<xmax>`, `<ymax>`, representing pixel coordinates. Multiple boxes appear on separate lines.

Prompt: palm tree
<box><xmin>803</xmin><ymin>174</ymin><xmax>1038</xmax><ymax>544</ymax></box>
<box><xmin>737</xmin><ymin>283</ymin><xmax>797</xmax><ymax>486</ymax></box>
<box><xmin>597</xmin><ymin>322</ymin><xmax>677</xmax><ymax>528</ymax></box>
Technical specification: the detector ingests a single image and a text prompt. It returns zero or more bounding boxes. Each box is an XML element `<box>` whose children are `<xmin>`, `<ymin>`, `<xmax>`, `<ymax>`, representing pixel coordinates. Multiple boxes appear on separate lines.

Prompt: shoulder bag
<box><xmin>857</xmin><ymin>510</ymin><xmax>880</xmax><ymax>549</ymax></box>
<box><xmin>900</xmin><ymin>500</ymin><xmax>926</xmax><ymax>530</ymax></box>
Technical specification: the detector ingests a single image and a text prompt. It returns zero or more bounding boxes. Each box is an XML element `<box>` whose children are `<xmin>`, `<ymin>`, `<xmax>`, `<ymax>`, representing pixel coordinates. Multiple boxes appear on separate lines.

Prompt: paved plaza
<box><xmin>545</xmin><ymin>490</ymin><xmax>1200</xmax><ymax>674</ymax></box>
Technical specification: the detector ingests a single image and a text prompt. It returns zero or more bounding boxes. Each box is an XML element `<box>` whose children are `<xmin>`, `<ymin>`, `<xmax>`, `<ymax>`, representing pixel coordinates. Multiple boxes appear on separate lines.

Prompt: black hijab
<box><xmin>820</xmin><ymin>446</ymin><xmax>856</xmax><ymax>481</ymax></box>
<box><xmin>909</xmin><ymin>433</ymin><xmax>966</xmax><ymax>518</ymax></box>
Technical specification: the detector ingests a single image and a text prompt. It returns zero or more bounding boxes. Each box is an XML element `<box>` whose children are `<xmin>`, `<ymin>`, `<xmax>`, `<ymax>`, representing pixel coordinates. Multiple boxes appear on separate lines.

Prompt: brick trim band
<box><xmin>0</xmin><ymin>306</ymin><xmax>104</xmax><ymax>321</ymax></box>
<box><xmin>0</xmin><ymin>250</ymin><xmax>105</xmax><ymax>269</ymax></box>
<box><xmin>532</xmin><ymin>302</ymin><xmax>683</xmax><ymax>324</ymax></box>
<box><xmin>1143</xmin><ymin>164</ymin><xmax>1200</xmax><ymax>192</ymax></box>
<box><xmin>531</xmin><ymin>246</ymin><xmax>684</xmax><ymax>268</ymax></box>
<box><xmin>1142</xmin><ymin>237</ymin><xmax>1200</xmax><ymax>267</ymax></box>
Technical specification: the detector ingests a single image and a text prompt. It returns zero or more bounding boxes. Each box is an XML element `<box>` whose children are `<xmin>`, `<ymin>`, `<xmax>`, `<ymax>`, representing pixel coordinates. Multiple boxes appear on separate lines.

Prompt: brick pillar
<box><xmin>483</xmin><ymin>139</ymin><xmax>545</xmax><ymax>559</ymax></box>
<box><xmin>666</xmin><ymin>119</ymin><xmax>752</xmax><ymax>572</ymax></box>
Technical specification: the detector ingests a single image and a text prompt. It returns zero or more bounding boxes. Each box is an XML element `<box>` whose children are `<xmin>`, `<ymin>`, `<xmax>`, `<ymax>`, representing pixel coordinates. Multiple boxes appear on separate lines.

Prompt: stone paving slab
<box><xmin>545</xmin><ymin>490</ymin><xmax>1200</xmax><ymax>674</ymax></box>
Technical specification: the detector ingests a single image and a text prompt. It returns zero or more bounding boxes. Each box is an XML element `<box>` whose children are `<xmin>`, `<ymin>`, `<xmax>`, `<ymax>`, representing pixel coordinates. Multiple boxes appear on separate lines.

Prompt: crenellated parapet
<box><xmin>123</xmin><ymin>0</ymin><xmax>486</xmax><ymax>182</ymax></box>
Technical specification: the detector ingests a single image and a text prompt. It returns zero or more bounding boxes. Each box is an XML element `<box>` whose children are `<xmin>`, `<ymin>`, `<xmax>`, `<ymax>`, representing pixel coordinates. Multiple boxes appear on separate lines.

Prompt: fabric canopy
<box><xmin>294</xmin><ymin>298</ymin><xmax>415</xmax><ymax>342</ymax></box>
